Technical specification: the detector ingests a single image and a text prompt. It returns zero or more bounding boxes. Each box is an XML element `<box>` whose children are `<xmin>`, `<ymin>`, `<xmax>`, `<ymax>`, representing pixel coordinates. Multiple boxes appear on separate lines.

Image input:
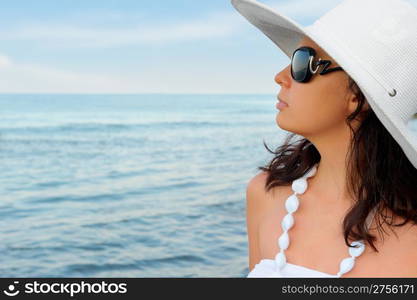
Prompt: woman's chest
<box><xmin>257</xmin><ymin>199</ymin><xmax>417</xmax><ymax>277</ymax></box>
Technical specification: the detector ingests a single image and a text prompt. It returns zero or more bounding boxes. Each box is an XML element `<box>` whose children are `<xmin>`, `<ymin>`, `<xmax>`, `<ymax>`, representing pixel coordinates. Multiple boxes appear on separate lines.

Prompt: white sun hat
<box><xmin>231</xmin><ymin>0</ymin><xmax>417</xmax><ymax>169</ymax></box>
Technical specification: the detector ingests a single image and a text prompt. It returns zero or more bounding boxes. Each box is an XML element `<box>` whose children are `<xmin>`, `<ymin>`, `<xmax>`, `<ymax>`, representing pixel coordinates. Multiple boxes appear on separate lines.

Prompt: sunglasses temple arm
<box><xmin>316</xmin><ymin>59</ymin><xmax>344</xmax><ymax>75</ymax></box>
<box><xmin>320</xmin><ymin>66</ymin><xmax>344</xmax><ymax>75</ymax></box>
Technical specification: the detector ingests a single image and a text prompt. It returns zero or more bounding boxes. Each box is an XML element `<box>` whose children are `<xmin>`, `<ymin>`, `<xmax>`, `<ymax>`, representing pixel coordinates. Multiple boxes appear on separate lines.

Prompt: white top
<box><xmin>248</xmin><ymin>259</ymin><xmax>338</xmax><ymax>278</ymax></box>
<box><xmin>247</xmin><ymin>164</ymin><xmax>378</xmax><ymax>278</ymax></box>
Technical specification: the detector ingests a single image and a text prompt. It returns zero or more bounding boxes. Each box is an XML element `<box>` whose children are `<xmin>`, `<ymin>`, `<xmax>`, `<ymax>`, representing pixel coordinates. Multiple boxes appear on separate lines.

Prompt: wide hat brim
<box><xmin>231</xmin><ymin>0</ymin><xmax>417</xmax><ymax>169</ymax></box>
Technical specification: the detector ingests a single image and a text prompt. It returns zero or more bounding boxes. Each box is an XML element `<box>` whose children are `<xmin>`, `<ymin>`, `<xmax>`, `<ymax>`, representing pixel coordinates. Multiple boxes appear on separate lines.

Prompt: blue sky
<box><xmin>0</xmin><ymin>0</ymin><xmax>415</xmax><ymax>94</ymax></box>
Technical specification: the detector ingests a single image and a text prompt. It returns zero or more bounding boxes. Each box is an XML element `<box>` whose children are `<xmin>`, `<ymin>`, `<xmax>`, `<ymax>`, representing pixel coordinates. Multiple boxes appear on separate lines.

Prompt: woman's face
<box><xmin>274</xmin><ymin>36</ymin><xmax>356</xmax><ymax>138</ymax></box>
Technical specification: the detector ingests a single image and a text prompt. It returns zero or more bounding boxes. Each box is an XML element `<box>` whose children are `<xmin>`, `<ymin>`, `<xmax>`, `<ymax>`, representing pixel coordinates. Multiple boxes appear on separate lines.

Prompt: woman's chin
<box><xmin>276</xmin><ymin>116</ymin><xmax>309</xmax><ymax>137</ymax></box>
<box><xmin>276</xmin><ymin>113</ymin><xmax>290</xmax><ymax>131</ymax></box>
<box><xmin>275</xmin><ymin>113</ymin><xmax>299</xmax><ymax>134</ymax></box>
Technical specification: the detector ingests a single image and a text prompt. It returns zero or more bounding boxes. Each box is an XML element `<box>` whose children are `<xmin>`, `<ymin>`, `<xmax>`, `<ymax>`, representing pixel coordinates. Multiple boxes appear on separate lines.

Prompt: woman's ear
<box><xmin>346</xmin><ymin>90</ymin><xmax>369</xmax><ymax>115</ymax></box>
<box><xmin>362</xmin><ymin>100</ymin><xmax>370</xmax><ymax>112</ymax></box>
<box><xmin>346</xmin><ymin>93</ymin><xmax>360</xmax><ymax>115</ymax></box>
<box><xmin>345</xmin><ymin>76</ymin><xmax>370</xmax><ymax>114</ymax></box>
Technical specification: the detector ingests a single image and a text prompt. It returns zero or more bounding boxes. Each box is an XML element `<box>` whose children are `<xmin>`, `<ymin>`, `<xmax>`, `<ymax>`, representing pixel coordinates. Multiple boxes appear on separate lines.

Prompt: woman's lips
<box><xmin>276</xmin><ymin>96</ymin><xmax>289</xmax><ymax>109</ymax></box>
<box><xmin>276</xmin><ymin>101</ymin><xmax>289</xmax><ymax>109</ymax></box>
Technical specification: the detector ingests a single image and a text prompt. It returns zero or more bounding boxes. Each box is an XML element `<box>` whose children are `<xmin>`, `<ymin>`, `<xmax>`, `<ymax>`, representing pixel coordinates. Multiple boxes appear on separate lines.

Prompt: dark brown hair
<box><xmin>258</xmin><ymin>76</ymin><xmax>417</xmax><ymax>252</ymax></box>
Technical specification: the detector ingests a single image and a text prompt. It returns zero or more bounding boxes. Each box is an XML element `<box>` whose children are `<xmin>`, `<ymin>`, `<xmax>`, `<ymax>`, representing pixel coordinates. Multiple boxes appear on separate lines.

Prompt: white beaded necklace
<box><xmin>274</xmin><ymin>163</ymin><xmax>375</xmax><ymax>278</ymax></box>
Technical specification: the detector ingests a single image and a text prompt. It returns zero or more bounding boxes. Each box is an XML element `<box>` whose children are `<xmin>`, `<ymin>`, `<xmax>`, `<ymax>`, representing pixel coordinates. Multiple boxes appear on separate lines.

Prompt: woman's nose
<box><xmin>275</xmin><ymin>65</ymin><xmax>291</xmax><ymax>87</ymax></box>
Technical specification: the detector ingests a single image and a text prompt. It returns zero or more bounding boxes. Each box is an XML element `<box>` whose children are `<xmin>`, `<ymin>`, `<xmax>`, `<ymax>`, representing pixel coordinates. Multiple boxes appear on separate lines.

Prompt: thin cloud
<box><xmin>0</xmin><ymin>62</ymin><xmax>141</xmax><ymax>93</ymax></box>
<box><xmin>0</xmin><ymin>11</ymin><xmax>243</xmax><ymax>48</ymax></box>
<box><xmin>0</xmin><ymin>0</ymin><xmax>343</xmax><ymax>49</ymax></box>
<box><xmin>0</xmin><ymin>54</ymin><xmax>12</xmax><ymax>68</ymax></box>
<box><xmin>0</xmin><ymin>54</ymin><xmax>279</xmax><ymax>94</ymax></box>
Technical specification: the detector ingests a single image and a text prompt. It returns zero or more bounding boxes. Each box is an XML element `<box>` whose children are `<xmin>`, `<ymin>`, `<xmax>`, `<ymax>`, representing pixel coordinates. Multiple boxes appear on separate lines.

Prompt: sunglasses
<box><xmin>290</xmin><ymin>46</ymin><xmax>344</xmax><ymax>83</ymax></box>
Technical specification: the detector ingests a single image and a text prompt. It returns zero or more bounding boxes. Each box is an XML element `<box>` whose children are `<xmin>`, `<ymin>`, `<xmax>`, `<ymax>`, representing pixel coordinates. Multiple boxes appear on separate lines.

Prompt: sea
<box><xmin>2</xmin><ymin>94</ymin><xmax>416</xmax><ymax>278</ymax></box>
<box><xmin>0</xmin><ymin>94</ymin><xmax>291</xmax><ymax>278</ymax></box>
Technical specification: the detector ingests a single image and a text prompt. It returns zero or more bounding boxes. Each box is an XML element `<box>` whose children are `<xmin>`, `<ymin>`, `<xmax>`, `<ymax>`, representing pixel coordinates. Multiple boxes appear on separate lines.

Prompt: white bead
<box><xmin>281</xmin><ymin>213</ymin><xmax>294</xmax><ymax>231</ymax></box>
<box><xmin>275</xmin><ymin>252</ymin><xmax>286</xmax><ymax>269</ymax></box>
<box><xmin>285</xmin><ymin>194</ymin><xmax>299</xmax><ymax>213</ymax></box>
<box><xmin>291</xmin><ymin>178</ymin><xmax>308</xmax><ymax>194</ymax></box>
<box><xmin>349</xmin><ymin>240</ymin><xmax>365</xmax><ymax>257</ymax></box>
<box><xmin>278</xmin><ymin>231</ymin><xmax>290</xmax><ymax>250</ymax></box>
<box><xmin>339</xmin><ymin>257</ymin><xmax>355</xmax><ymax>274</ymax></box>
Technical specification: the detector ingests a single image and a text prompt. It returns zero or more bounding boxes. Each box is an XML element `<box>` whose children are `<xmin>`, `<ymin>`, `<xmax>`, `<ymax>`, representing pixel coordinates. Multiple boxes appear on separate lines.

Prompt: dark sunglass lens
<box><xmin>291</xmin><ymin>49</ymin><xmax>310</xmax><ymax>82</ymax></box>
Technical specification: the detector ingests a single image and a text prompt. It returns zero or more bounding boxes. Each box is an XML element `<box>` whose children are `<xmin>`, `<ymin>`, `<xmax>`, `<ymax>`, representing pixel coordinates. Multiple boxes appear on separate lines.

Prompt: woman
<box><xmin>231</xmin><ymin>0</ymin><xmax>417</xmax><ymax>277</ymax></box>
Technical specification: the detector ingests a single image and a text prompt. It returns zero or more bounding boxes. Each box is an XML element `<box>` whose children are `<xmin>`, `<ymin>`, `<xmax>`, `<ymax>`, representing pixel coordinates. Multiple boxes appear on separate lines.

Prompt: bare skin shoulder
<box><xmin>246</xmin><ymin>171</ymin><xmax>279</xmax><ymax>271</ymax></box>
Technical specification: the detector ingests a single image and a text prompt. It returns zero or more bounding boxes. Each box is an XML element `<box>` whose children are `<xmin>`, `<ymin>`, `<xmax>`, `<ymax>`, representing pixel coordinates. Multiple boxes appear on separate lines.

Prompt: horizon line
<box><xmin>0</xmin><ymin>92</ymin><xmax>276</xmax><ymax>96</ymax></box>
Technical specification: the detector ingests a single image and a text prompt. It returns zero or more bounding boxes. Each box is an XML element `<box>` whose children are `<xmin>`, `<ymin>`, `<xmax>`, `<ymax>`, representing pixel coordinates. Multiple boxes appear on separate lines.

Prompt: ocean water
<box><xmin>0</xmin><ymin>94</ymin><xmax>289</xmax><ymax>277</ymax></box>
<box><xmin>2</xmin><ymin>94</ymin><xmax>416</xmax><ymax>278</ymax></box>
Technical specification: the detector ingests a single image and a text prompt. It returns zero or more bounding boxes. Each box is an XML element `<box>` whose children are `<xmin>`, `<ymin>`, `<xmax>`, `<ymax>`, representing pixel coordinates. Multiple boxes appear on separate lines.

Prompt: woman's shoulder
<box><xmin>246</xmin><ymin>170</ymin><xmax>292</xmax><ymax>192</ymax></box>
<box><xmin>246</xmin><ymin>171</ymin><xmax>269</xmax><ymax>209</ymax></box>
<box><xmin>366</xmin><ymin>210</ymin><xmax>417</xmax><ymax>276</ymax></box>
<box><xmin>247</xmin><ymin>171</ymin><xmax>268</xmax><ymax>191</ymax></box>
<box><xmin>246</xmin><ymin>172</ymin><xmax>270</xmax><ymax>213</ymax></box>
<box><xmin>246</xmin><ymin>171</ymin><xmax>290</xmax><ymax>214</ymax></box>
<box><xmin>246</xmin><ymin>171</ymin><xmax>278</xmax><ymax>202</ymax></box>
